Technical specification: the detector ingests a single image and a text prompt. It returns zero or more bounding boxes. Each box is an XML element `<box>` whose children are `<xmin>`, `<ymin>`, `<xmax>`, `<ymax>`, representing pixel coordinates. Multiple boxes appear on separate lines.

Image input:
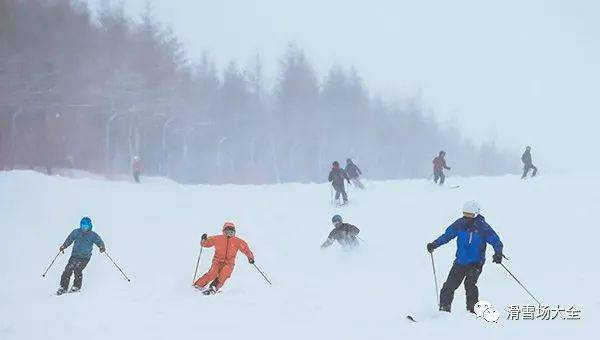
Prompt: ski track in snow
<box><xmin>0</xmin><ymin>171</ymin><xmax>597</xmax><ymax>339</ymax></box>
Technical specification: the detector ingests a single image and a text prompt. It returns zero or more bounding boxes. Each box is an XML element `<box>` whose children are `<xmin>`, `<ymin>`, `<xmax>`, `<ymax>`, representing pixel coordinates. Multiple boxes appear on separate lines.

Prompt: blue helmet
<box><xmin>331</xmin><ymin>214</ymin><xmax>343</xmax><ymax>224</ymax></box>
<box><xmin>80</xmin><ymin>217</ymin><xmax>93</xmax><ymax>231</ymax></box>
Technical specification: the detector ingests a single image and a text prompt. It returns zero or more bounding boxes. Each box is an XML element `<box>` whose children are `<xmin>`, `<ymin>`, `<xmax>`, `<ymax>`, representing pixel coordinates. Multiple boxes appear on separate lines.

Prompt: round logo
<box><xmin>474</xmin><ymin>300</ymin><xmax>492</xmax><ymax>318</ymax></box>
<box><xmin>483</xmin><ymin>307</ymin><xmax>500</xmax><ymax>322</ymax></box>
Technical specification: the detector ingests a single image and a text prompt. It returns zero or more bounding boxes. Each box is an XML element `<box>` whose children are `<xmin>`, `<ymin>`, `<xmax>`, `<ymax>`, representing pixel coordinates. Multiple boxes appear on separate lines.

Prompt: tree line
<box><xmin>0</xmin><ymin>0</ymin><xmax>513</xmax><ymax>184</ymax></box>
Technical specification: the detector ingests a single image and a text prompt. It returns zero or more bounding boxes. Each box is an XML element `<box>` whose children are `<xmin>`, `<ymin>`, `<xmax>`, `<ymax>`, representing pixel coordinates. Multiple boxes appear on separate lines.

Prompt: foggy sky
<box><xmin>87</xmin><ymin>0</ymin><xmax>600</xmax><ymax>173</ymax></box>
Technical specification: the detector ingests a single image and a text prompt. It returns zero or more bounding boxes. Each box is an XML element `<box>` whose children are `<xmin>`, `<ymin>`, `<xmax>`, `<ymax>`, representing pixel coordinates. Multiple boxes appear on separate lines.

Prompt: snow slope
<box><xmin>0</xmin><ymin>171</ymin><xmax>597</xmax><ymax>339</ymax></box>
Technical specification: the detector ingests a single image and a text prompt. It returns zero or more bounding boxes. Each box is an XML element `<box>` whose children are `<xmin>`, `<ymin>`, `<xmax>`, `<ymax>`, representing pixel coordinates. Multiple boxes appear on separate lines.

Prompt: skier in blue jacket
<box><xmin>426</xmin><ymin>201</ymin><xmax>503</xmax><ymax>313</ymax></box>
<box><xmin>56</xmin><ymin>217</ymin><xmax>105</xmax><ymax>295</ymax></box>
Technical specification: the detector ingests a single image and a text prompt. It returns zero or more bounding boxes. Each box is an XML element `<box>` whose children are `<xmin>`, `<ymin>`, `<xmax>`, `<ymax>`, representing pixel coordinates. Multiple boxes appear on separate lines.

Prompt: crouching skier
<box><xmin>193</xmin><ymin>222</ymin><xmax>255</xmax><ymax>295</ymax></box>
<box><xmin>321</xmin><ymin>215</ymin><xmax>360</xmax><ymax>250</ymax></box>
<box><xmin>426</xmin><ymin>201</ymin><xmax>503</xmax><ymax>313</ymax></box>
<box><xmin>57</xmin><ymin>217</ymin><xmax>105</xmax><ymax>295</ymax></box>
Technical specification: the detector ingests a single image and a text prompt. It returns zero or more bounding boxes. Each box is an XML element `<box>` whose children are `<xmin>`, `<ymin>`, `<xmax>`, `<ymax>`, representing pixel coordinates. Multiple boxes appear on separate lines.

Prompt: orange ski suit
<box><xmin>193</xmin><ymin>227</ymin><xmax>254</xmax><ymax>291</ymax></box>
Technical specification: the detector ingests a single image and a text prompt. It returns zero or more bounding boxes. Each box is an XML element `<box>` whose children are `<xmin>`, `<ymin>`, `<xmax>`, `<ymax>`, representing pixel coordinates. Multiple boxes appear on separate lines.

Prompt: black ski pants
<box><xmin>433</xmin><ymin>169</ymin><xmax>445</xmax><ymax>185</ymax></box>
<box><xmin>333</xmin><ymin>183</ymin><xmax>348</xmax><ymax>202</ymax></box>
<box><xmin>522</xmin><ymin>164</ymin><xmax>538</xmax><ymax>178</ymax></box>
<box><xmin>439</xmin><ymin>262</ymin><xmax>483</xmax><ymax>311</ymax></box>
<box><xmin>60</xmin><ymin>256</ymin><xmax>90</xmax><ymax>290</ymax></box>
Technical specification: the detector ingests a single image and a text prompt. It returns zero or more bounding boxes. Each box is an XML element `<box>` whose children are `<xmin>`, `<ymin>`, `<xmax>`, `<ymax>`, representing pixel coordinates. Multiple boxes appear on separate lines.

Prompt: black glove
<box><xmin>492</xmin><ymin>253</ymin><xmax>503</xmax><ymax>264</ymax></box>
<box><xmin>201</xmin><ymin>233</ymin><xmax>208</xmax><ymax>241</ymax></box>
<box><xmin>248</xmin><ymin>258</ymin><xmax>255</xmax><ymax>264</ymax></box>
<box><xmin>427</xmin><ymin>242</ymin><xmax>436</xmax><ymax>253</ymax></box>
<box><xmin>99</xmin><ymin>246</ymin><xmax>106</xmax><ymax>253</ymax></box>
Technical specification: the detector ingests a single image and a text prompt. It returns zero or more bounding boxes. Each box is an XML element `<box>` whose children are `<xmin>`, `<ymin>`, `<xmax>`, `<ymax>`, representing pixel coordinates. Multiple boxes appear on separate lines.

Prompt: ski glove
<box><xmin>59</xmin><ymin>245</ymin><xmax>65</xmax><ymax>252</ymax></box>
<box><xmin>201</xmin><ymin>233</ymin><xmax>208</xmax><ymax>241</ymax></box>
<box><xmin>426</xmin><ymin>242</ymin><xmax>437</xmax><ymax>253</ymax></box>
<box><xmin>492</xmin><ymin>253</ymin><xmax>503</xmax><ymax>264</ymax></box>
<box><xmin>248</xmin><ymin>258</ymin><xmax>255</xmax><ymax>264</ymax></box>
<box><xmin>99</xmin><ymin>246</ymin><xmax>106</xmax><ymax>253</ymax></box>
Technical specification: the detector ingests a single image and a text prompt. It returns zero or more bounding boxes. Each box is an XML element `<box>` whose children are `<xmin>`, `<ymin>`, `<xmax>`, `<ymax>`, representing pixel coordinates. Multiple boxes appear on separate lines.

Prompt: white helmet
<box><xmin>462</xmin><ymin>200</ymin><xmax>481</xmax><ymax>217</ymax></box>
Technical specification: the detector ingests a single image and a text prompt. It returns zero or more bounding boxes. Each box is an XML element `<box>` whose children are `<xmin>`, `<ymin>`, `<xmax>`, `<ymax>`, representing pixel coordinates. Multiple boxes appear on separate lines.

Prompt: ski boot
<box><xmin>193</xmin><ymin>285</ymin><xmax>206</xmax><ymax>292</ymax></box>
<box><xmin>69</xmin><ymin>286</ymin><xmax>80</xmax><ymax>293</ymax></box>
<box><xmin>439</xmin><ymin>305</ymin><xmax>451</xmax><ymax>313</ymax></box>
<box><xmin>202</xmin><ymin>287</ymin><xmax>217</xmax><ymax>296</ymax></box>
<box><xmin>56</xmin><ymin>287</ymin><xmax>67</xmax><ymax>296</ymax></box>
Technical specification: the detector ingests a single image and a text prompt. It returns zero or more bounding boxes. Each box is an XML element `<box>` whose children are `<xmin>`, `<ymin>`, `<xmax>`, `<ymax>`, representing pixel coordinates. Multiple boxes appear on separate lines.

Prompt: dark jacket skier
<box><xmin>521</xmin><ymin>146</ymin><xmax>538</xmax><ymax>178</ymax></box>
<box><xmin>321</xmin><ymin>215</ymin><xmax>360</xmax><ymax>249</ymax></box>
<box><xmin>433</xmin><ymin>151</ymin><xmax>451</xmax><ymax>185</ymax></box>
<box><xmin>426</xmin><ymin>201</ymin><xmax>503</xmax><ymax>313</ymax></box>
<box><xmin>345</xmin><ymin>159</ymin><xmax>362</xmax><ymax>179</ymax></box>
<box><xmin>57</xmin><ymin>217</ymin><xmax>105</xmax><ymax>295</ymax></box>
<box><xmin>345</xmin><ymin>159</ymin><xmax>365</xmax><ymax>189</ymax></box>
<box><xmin>328</xmin><ymin>161</ymin><xmax>350</xmax><ymax>203</ymax></box>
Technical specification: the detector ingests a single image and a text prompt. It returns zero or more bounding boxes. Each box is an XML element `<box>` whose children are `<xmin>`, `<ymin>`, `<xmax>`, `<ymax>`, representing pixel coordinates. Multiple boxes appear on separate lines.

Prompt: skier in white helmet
<box><xmin>426</xmin><ymin>201</ymin><xmax>504</xmax><ymax>313</ymax></box>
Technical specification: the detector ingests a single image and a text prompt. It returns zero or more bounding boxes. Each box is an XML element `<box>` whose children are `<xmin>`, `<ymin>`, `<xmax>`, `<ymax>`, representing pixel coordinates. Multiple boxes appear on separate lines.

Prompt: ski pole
<box><xmin>192</xmin><ymin>245</ymin><xmax>204</xmax><ymax>284</ymax></box>
<box><xmin>42</xmin><ymin>251</ymin><xmax>63</xmax><ymax>277</ymax></box>
<box><xmin>430</xmin><ymin>253</ymin><xmax>439</xmax><ymax>306</ymax></box>
<box><xmin>252</xmin><ymin>263</ymin><xmax>272</xmax><ymax>285</ymax></box>
<box><xmin>500</xmin><ymin>263</ymin><xmax>541</xmax><ymax>306</ymax></box>
<box><xmin>330</xmin><ymin>186</ymin><xmax>334</xmax><ymax>205</ymax></box>
<box><xmin>104</xmin><ymin>251</ymin><xmax>131</xmax><ymax>282</ymax></box>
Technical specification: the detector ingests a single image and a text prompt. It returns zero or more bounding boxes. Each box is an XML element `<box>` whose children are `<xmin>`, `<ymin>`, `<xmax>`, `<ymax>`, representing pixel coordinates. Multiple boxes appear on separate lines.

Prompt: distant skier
<box><xmin>426</xmin><ymin>201</ymin><xmax>503</xmax><ymax>313</ymax></box>
<box><xmin>321</xmin><ymin>214</ymin><xmax>360</xmax><ymax>249</ymax></box>
<box><xmin>56</xmin><ymin>217</ymin><xmax>105</xmax><ymax>295</ymax></box>
<box><xmin>131</xmin><ymin>156</ymin><xmax>142</xmax><ymax>183</ymax></box>
<box><xmin>345</xmin><ymin>158</ymin><xmax>365</xmax><ymax>189</ymax></box>
<box><xmin>432</xmin><ymin>151</ymin><xmax>451</xmax><ymax>185</ymax></box>
<box><xmin>521</xmin><ymin>146</ymin><xmax>538</xmax><ymax>179</ymax></box>
<box><xmin>328</xmin><ymin>161</ymin><xmax>351</xmax><ymax>205</ymax></box>
<box><xmin>193</xmin><ymin>222</ymin><xmax>255</xmax><ymax>295</ymax></box>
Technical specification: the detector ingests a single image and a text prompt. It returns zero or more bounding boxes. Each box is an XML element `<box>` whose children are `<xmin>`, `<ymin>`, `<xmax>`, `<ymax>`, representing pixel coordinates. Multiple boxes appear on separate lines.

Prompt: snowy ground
<box><xmin>0</xmin><ymin>171</ymin><xmax>597</xmax><ymax>339</ymax></box>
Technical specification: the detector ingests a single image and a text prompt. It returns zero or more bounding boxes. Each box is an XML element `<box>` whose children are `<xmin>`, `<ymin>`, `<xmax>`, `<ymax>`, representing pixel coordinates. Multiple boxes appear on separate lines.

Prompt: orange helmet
<box><xmin>222</xmin><ymin>221</ymin><xmax>236</xmax><ymax>232</ymax></box>
<box><xmin>222</xmin><ymin>221</ymin><xmax>236</xmax><ymax>237</ymax></box>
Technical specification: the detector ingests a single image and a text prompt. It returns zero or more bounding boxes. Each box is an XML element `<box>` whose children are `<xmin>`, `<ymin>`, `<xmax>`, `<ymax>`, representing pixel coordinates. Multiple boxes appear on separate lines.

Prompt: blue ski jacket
<box><xmin>433</xmin><ymin>215</ymin><xmax>503</xmax><ymax>265</ymax></box>
<box><xmin>62</xmin><ymin>229</ymin><xmax>105</xmax><ymax>259</ymax></box>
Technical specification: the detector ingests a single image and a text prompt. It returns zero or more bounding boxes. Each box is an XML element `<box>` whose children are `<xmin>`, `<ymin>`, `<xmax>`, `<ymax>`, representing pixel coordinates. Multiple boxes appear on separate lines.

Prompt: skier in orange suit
<box><xmin>193</xmin><ymin>222</ymin><xmax>255</xmax><ymax>295</ymax></box>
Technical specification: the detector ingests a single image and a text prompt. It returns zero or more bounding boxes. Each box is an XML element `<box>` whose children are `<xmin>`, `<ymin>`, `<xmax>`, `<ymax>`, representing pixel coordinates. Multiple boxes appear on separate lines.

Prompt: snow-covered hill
<box><xmin>0</xmin><ymin>171</ymin><xmax>596</xmax><ymax>339</ymax></box>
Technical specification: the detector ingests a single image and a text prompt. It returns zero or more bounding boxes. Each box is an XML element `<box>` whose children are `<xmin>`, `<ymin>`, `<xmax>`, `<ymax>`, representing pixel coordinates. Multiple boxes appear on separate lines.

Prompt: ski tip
<box><xmin>406</xmin><ymin>315</ymin><xmax>417</xmax><ymax>322</ymax></box>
